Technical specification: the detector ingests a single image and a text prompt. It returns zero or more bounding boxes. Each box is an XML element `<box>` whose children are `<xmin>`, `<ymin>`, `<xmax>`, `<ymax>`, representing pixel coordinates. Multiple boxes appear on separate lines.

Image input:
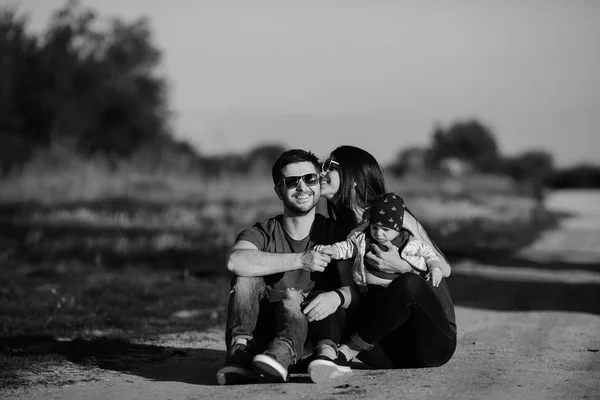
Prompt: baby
<box><xmin>315</xmin><ymin>193</ymin><xmax>444</xmax><ymax>289</ymax></box>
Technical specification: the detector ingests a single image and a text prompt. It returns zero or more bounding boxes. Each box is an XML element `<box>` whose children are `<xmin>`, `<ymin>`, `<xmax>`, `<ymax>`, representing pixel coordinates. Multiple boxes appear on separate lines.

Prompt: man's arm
<box><xmin>303</xmin><ymin>258</ymin><xmax>360</xmax><ymax>321</ymax></box>
<box><xmin>226</xmin><ymin>240</ymin><xmax>332</xmax><ymax>276</ymax></box>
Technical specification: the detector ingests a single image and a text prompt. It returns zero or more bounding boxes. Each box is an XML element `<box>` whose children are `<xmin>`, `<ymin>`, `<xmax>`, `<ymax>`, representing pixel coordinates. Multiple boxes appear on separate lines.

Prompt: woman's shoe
<box><xmin>308</xmin><ymin>353</ymin><xmax>352</xmax><ymax>384</ymax></box>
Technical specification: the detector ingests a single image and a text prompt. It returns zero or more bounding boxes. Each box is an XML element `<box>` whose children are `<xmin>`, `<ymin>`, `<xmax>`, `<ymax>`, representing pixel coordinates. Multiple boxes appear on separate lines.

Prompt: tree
<box><xmin>428</xmin><ymin>119</ymin><xmax>501</xmax><ymax>172</ymax></box>
<box><xmin>502</xmin><ymin>150</ymin><xmax>555</xmax><ymax>183</ymax></box>
<box><xmin>244</xmin><ymin>143</ymin><xmax>287</xmax><ymax>174</ymax></box>
<box><xmin>387</xmin><ymin>146</ymin><xmax>428</xmax><ymax>177</ymax></box>
<box><xmin>0</xmin><ymin>0</ymin><xmax>171</xmax><ymax>171</ymax></box>
<box><xmin>0</xmin><ymin>7</ymin><xmax>43</xmax><ymax>170</ymax></box>
<box><xmin>41</xmin><ymin>0</ymin><xmax>170</xmax><ymax>158</ymax></box>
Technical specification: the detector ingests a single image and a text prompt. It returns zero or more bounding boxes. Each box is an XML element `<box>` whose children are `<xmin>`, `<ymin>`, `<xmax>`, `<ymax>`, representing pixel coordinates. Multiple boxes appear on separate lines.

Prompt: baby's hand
<box><xmin>314</xmin><ymin>245</ymin><xmax>341</xmax><ymax>260</ymax></box>
<box><xmin>428</xmin><ymin>266</ymin><xmax>443</xmax><ymax>287</ymax></box>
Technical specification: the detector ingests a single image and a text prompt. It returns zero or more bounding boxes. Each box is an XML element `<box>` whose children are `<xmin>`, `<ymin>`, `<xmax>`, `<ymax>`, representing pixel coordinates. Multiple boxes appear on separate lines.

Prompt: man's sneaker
<box><xmin>216</xmin><ymin>344</ymin><xmax>260</xmax><ymax>385</ymax></box>
<box><xmin>252</xmin><ymin>353</ymin><xmax>289</xmax><ymax>382</ymax></box>
<box><xmin>308</xmin><ymin>352</ymin><xmax>352</xmax><ymax>384</ymax></box>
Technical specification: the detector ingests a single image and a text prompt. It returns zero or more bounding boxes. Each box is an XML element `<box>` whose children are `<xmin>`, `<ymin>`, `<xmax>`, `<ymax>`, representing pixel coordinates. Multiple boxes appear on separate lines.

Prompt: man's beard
<box><xmin>283</xmin><ymin>192</ymin><xmax>319</xmax><ymax>215</ymax></box>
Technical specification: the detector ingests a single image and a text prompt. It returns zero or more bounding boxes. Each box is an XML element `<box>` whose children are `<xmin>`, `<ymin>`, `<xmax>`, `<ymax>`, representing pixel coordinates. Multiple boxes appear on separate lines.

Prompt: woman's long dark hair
<box><xmin>328</xmin><ymin>145</ymin><xmax>387</xmax><ymax>226</ymax></box>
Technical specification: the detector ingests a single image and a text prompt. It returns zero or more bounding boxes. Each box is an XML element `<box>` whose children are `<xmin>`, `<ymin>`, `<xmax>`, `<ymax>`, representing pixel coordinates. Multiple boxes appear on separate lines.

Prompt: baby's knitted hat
<box><xmin>369</xmin><ymin>192</ymin><xmax>405</xmax><ymax>232</ymax></box>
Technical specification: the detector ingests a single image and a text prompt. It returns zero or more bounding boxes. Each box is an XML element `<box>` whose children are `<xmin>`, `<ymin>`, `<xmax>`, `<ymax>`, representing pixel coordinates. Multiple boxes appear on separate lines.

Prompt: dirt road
<box><xmin>5</xmin><ymin>191</ymin><xmax>600</xmax><ymax>399</ymax></box>
<box><xmin>5</xmin><ymin>306</ymin><xmax>599</xmax><ymax>400</ymax></box>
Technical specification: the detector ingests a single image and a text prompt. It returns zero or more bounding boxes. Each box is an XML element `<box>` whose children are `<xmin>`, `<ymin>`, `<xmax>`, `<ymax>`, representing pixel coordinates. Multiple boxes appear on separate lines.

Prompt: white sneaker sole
<box><xmin>252</xmin><ymin>354</ymin><xmax>289</xmax><ymax>382</ymax></box>
<box><xmin>216</xmin><ymin>365</ymin><xmax>260</xmax><ymax>385</ymax></box>
<box><xmin>308</xmin><ymin>359</ymin><xmax>352</xmax><ymax>384</ymax></box>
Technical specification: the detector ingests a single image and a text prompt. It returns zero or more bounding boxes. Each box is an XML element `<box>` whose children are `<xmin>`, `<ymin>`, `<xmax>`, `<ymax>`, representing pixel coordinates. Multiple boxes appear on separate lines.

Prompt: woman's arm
<box><xmin>403</xmin><ymin>211</ymin><xmax>451</xmax><ymax>278</ymax></box>
<box><xmin>364</xmin><ymin>242</ymin><xmax>413</xmax><ymax>274</ymax></box>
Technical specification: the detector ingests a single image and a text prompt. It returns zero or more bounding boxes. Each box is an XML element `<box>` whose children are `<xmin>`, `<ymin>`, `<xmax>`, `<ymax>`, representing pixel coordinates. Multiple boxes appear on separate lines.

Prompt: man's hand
<box><xmin>302</xmin><ymin>292</ymin><xmax>341</xmax><ymax>322</ymax></box>
<box><xmin>300</xmin><ymin>250</ymin><xmax>331</xmax><ymax>272</ymax></box>
<box><xmin>365</xmin><ymin>241</ymin><xmax>412</xmax><ymax>274</ymax></box>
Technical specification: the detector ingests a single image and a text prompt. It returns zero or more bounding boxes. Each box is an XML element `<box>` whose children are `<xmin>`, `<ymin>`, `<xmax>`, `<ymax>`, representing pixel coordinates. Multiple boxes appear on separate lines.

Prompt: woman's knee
<box><xmin>420</xmin><ymin>336</ymin><xmax>457</xmax><ymax>368</ymax></box>
<box><xmin>389</xmin><ymin>273</ymin><xmax>425</xmax><ymax>296</ymax></box>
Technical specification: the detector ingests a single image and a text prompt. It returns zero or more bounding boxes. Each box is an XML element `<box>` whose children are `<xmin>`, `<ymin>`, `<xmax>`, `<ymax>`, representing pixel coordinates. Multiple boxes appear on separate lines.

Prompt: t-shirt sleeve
<box><xmin>235</xmin><ymin>223</ymin><xmax>269</xmax><ymax>251</ymax></box>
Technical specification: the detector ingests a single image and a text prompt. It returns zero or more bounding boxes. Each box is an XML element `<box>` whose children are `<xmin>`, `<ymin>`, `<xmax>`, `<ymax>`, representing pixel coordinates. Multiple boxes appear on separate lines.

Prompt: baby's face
<box><xmin>369</xmin><ymin>224</ymin><xmax>399</xmax><ymax>245</ymax></box>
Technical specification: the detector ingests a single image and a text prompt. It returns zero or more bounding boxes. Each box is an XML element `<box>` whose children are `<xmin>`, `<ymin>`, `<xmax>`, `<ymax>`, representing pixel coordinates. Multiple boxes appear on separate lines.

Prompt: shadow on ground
<box><xmin>1</xmin><ymin>335</ymin><xmax>226</xmax><ymax>386</ymax></box>
<box><xmin>0</xmin><ymin>335</ymin><xmax>321</xmax><ymax>387</ymax></box>
<box><xmin>450</xmin><ymin>254</ymin><xmax>600</xmax><ymax>273</ymax></box>
<box><xmin>448</xmin><ymin>256</ymin><xmax>600</xmax><ymax>315</ymax></box>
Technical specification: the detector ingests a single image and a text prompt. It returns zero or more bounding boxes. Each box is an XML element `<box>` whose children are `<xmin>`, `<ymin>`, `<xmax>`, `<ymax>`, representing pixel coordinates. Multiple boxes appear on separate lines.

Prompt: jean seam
<box><xmin>350</xmin><ymin>332</ymin><xmax>374</xmax><ymax>351</ymax></box>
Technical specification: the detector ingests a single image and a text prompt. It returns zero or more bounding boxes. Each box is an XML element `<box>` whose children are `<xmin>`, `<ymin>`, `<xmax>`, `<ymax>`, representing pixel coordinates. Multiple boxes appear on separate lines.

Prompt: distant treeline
<box><xmin>1</xmin><ymin>1</ymin><xmax>598</xmax><ymax>189</ymax></box>
<box><xmin>385</xmin><ymin>119</ymin><xmax>600</xmax><ymax>190</ymax></box>
<box><xmin>545</xmin><ymin>164</ymin><xmax>600</xmax><ymax>189</ymax></box>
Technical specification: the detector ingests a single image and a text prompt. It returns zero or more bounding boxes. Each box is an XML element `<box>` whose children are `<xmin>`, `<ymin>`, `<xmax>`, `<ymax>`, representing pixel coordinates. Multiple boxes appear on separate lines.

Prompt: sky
<box><xmin>11</xmin><ymin>0</ymin><xmax>600</xmax><ymax>166</ymax></box>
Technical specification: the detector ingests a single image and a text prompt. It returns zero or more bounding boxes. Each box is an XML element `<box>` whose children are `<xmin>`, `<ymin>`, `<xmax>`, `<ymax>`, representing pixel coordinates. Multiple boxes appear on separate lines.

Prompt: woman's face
<box><xmin>319</xmin><ymin>156</ymin><xmax>340</xmax><ymax>200</ymax></box>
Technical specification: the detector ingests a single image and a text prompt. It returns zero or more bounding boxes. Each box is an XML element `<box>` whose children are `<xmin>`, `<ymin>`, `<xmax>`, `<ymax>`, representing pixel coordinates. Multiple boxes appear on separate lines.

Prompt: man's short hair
<box><xmin>271</xmin><ymin>149</ymin><xmax>321</xmax><ymax>185</ymax></box>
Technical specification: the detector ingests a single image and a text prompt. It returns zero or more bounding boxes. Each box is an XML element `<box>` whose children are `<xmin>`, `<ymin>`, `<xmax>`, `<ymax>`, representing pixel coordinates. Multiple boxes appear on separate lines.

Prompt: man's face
<box><xmin>275</xmin><ymin>161</ymin><xmax>321</xmax><ymax>215</ymax></box>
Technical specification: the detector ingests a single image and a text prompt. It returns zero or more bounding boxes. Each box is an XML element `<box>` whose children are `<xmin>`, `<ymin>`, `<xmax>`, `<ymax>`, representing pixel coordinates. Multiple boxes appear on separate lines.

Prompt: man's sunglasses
<box><xmin>280</xmin><ymin>173</ymin><xmax>320</xmax><ymax>189</ymax></box>
<box><xmin>321</xmin><ymin>158</ymin><xmax>339</xmax><ymax>173</ymax></box>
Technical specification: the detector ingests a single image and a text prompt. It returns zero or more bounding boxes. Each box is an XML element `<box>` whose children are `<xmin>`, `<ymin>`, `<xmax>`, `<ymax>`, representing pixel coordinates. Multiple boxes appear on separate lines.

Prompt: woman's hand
<box><xmin>365</xmin><ymin>241</ymin><xmax>412</xmax><ymax>274</ymax></box>
<box><xmin>302</xmin><ymin>292</ymin><xmax>342</xmax><ymax>322</ymax></box>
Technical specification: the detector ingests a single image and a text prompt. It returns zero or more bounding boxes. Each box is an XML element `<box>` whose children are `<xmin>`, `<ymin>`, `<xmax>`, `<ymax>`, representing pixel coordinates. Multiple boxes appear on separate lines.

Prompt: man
<box><xmin>216</xmin><ymin>149</ymin><xmax>356</xmax><ymax>385</ymax></box>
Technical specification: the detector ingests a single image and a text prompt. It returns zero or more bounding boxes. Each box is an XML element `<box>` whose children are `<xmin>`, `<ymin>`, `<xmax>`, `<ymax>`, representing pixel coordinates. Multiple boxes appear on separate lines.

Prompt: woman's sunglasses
<box><xmin>280</xmin><ymin>173</ymin><xmax>320</xmax><ymax>189</ymax></box>
<box><xmin>321</xmin><ymin>158</ymin><xmax>339</xmax><ymax>174</ymax></box>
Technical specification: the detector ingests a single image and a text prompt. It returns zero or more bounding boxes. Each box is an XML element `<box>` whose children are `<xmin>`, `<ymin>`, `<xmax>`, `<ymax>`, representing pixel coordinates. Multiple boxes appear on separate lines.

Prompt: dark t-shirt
<box><xmin>235</xmin><ymin>213</ymin><xmax>346</xmax><ymax>301</ymax></box>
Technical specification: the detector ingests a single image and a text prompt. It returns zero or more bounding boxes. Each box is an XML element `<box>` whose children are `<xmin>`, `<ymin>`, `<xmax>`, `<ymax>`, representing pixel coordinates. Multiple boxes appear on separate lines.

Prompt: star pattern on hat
<box><xmin>369</xmin><ymin>192</ymin><xmax>406</xmax><ymax>233</ymax></box>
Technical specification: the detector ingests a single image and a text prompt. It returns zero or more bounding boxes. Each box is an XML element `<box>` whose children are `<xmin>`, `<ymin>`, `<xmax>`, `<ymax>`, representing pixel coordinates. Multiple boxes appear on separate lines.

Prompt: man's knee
<box><xmin>230</xmin><ymin>276</ymin><xmax>266</xmax><ymax>297</ymax></box>
<box><xmin>280</xmin><ymin>288</ymin><xmax>306</xmax><ymax>309</ymax></box>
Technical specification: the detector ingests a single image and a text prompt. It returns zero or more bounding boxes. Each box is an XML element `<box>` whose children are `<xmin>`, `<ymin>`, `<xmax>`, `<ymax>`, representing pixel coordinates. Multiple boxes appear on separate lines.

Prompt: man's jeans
<box><xmin>225</xmin><ymin>276</ymin><xmax>308</xmax><ymax>364</ymax></box>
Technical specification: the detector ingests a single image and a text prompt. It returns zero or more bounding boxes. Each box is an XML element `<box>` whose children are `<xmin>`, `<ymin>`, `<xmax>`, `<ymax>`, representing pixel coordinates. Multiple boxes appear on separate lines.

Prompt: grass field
<box><xmin>0</xmin><ymin>166</ymin><xmax>563</xmax><ymax>390</ymax></box>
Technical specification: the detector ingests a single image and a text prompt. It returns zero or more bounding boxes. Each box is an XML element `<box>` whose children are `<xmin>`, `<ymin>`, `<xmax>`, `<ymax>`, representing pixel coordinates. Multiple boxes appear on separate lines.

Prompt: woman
<box><xmin>317</xmin><ymin>145</ymin><xmax>457</xmax><ymax>376</ymax></box>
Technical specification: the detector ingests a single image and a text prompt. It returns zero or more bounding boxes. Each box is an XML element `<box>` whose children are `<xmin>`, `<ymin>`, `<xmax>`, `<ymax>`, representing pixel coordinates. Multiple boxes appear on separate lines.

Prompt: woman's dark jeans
<box><xmin>353</xmin><ymin>273</ymin><xmax>457</xmax><ymax>369</ymax></box>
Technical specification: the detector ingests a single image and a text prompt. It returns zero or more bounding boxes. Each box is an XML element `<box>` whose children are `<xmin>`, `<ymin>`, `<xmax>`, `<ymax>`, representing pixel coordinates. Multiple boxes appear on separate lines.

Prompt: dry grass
<box><xmin>0</xmin><ymin>143</ymin><xmax>277</xmax><ymax>204</ymax></box>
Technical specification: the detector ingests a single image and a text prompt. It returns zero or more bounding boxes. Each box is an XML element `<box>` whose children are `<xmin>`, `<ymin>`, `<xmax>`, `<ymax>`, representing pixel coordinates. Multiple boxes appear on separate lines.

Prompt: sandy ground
<box><xmin>4</xmin><ymin>307</ymin><xmax>599</xmax><ymax>400</ymax></box>
<box><xmin>4</xmin><ymin>194</ymin><xmax>600</xmax><ymax>400</ymax></box>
